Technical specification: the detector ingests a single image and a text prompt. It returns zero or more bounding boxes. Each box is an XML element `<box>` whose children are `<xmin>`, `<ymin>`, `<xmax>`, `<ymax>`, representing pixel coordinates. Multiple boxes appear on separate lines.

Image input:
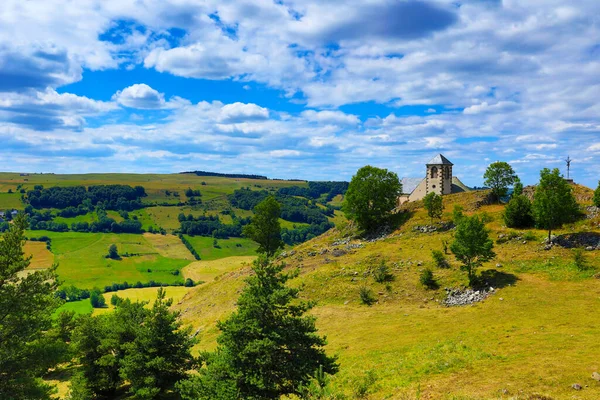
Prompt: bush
<box><xmin>107</xmin><ymin>244</ymin><xmax>119</xmax><ymax>259</ymax></box>
<box><xmin>503</xmin><ymin>195</ymin><xmax>534</xmax><ymax>228</ymax></box>
<box><xmin>352</xmin><ymin>370</ymin><xmax>377</xmax><ymax>399</ymax></box>
<box><xmin>90</xmin><ymin>291</ymin><xmax>106</xmax><ymax>308</ymax></box>
<box><xmin>419</xmin><ymin>268</ymin><xmax>438</xmax><ymax>289</ymax></box>
<box><xmin>184</xmin><ymin>278</ymin><xmax>194</xmax><ymax>287</ymax></box>
<box><xmin>373</xmin><ymin>261</ymin><xmax>394</xmax><ymax>283</ymax></box>
<box><xmin>110</xmin><ymin>294</ymin><xmax>122</xmax><ymax>306</ymax></box>
<box><xmin>594</xmin><ymin>181</ymin><xmax>600</xmax><ymax>207</ymax></box>
<box><xmin>431</xmin><ymin>250</ymin><xmax>449</xmax><ymax>268</ymax></box>
<box><xmin>359</xmin><ymin>286</ymin><xmax>376</xmax><ymax>306</ymax></box>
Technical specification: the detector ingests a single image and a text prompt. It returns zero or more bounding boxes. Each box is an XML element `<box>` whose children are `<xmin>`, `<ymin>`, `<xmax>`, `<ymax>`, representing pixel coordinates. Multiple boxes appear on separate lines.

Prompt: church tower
<box><xmin>425</xmin><ymin>154</ymin><xmax>453</xmax><ymax>196</ymax></box>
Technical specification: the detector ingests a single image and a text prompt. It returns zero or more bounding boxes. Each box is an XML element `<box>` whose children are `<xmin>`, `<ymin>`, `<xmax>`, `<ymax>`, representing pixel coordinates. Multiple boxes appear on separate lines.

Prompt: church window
<box><xmin>431</xmin><ymin>166</ymin><xmax>438</xmax><ymax>178</ymax></box>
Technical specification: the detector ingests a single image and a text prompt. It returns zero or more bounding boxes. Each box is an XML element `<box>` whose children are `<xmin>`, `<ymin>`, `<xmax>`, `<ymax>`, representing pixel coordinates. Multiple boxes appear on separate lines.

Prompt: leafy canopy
<box><xmin>450</xmin><ymin>214</ymin><xmax>495</xmax><ymax>286</ymax></box>
<box><xmin>423</xmin><ymin>192</ymin><xmax>443</xmax><ymax>223</ymax></box>
<box><xmin>342</xmin><ymin>165</ymin><xmax>402</xmax><ymax>232</ymax></box>
<box><xmin>503</xmin><ymin>194</ymin><xmax>534</xmax><ymax>228</ymax></box>
<box><xmin>0</xmin><ymin>214</ymin><xmax>64</xmax><ymax>400</ymax></box>
<box><xmin>483</xmin><ymin>161</ymin><xmax>518</xmax><ymax>201</ymax></box>
<box><xmin>243</xmin><ymin>195</ymin><xmax>284</xmax><ymax>257</ymax></box>
<box><xmin>531</xmin><ymin>168</ymin><xmax>579</xmax><ymax>241</ymax></box>
<box><xmin>594</xmin><ymin>180</ymin><xmax>600</xmax><ymax>207</ymax></box>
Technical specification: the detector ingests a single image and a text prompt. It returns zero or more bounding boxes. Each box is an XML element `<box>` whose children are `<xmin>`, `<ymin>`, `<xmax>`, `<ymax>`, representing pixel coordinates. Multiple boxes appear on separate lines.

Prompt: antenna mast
<box><xmin>565</xmin><ymin>156</ymin><xmax>572</xmax><ymax>180</ymax></box>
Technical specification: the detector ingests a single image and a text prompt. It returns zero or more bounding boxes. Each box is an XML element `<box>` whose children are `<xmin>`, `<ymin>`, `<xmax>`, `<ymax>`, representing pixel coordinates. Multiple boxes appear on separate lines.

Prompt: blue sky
<box><xmin>1</xmin><ymin>0</ymin><xmax>599</xmax><ymax>187</ymax></box>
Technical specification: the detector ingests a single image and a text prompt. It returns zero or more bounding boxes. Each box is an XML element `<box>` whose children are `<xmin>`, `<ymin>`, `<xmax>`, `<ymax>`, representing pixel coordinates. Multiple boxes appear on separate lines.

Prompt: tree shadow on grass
<box><xmin>477</xmin><ymin>269</ymin><xmax>519</xmax><ymax>289</ymax></box>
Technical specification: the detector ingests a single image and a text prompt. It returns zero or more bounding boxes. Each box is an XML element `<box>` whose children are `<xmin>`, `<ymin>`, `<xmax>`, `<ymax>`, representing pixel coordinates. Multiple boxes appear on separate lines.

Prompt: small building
<box><xmin>398</xmin><ymin>154</ymin><xmax>470</xmax><ymax>204</ymax></box>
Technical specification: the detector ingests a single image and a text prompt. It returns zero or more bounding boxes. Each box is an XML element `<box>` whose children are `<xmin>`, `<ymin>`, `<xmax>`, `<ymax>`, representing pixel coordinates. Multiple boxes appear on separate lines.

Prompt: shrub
<box><xmin>452</xmin><ymin>205</ymin><xmax>465</xmax><ymax>224</ymax></box>
<box><xmin>184</xmin><ymin>278</ymin><xmax>195</xmax><ymax>287</ymax></box>
<box><xmin>110</xmin><ymin>294</ymin><xmax>122</xmax><ymax>306</ymax></box>
<box><xmin>595</xmin><ymin>181</ymin><xmax>600</xmax><ymax>207</ymax></box>
<box><xmin>352</xmin><ymin>370</ymin><xmax>377</xmax><ymax>399</ymax></box>
<box><xmin>432</xmin><ymin>250</ymin><xmax>449</xmax><ymax>268</ymax></box>
<box><xmin>503</xmin><ymin>195</ymin><xmax>534</xmax><ymax>228</ymax></box>
<box><xmin>419</xmin><ymin>268</ymin><xmax>438</xmax><ymax>289</ymax></box>
<box><xmin>359</xmin><ymin>286</ymin><xmax>376</xmax><ymax>306</ymax></box>
<box><xmin>90</xmin><ymin>291</ymin><xmax>106</xmax><ymax>308</ymax></box>
<box><xmin>107</xmin><ymin>244</ymin><xmax>119</xmax><ymax>259</ymax></box>
<box><xmin>522</xmin><ymin>231</ymin><xmax>538</xmax><ymax>241</ymax></box>
<box><xmin>373</xmin><ymin>261</ymin><xmax>394</xmax><ymax>283</ymax></box>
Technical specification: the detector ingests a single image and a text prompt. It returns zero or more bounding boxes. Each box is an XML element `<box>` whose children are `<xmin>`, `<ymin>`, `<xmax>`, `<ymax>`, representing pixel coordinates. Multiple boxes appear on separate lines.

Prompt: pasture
<box><xmin>29</xmin><ymin>230</ymin><xmax>191</xmax><ymax>288</ymax></box>
<box><xmin>183</xmin><ymin>235</ymin><xmax>258</xmax><ymax>260</ymax></box>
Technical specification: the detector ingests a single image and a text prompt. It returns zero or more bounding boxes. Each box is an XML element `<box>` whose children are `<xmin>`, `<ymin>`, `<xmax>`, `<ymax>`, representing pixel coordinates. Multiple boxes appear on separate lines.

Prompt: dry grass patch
<box><xmin>143</xmin><ymin>233</ymin><xmax>195</xmax><ymax>260</ymax></box>
<box><xmin>182</xmin><ymin>255</ymin><xmax>255</xmax><ymax>283</ymax></box>
<box><xmin>24</xmin><ymin>241</ymin><xmax>54</xmax><ymax>269</ymax></box>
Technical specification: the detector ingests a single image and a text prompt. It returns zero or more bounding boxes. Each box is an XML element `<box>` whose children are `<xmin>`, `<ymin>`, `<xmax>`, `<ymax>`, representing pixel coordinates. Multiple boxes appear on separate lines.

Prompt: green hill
<box><xmin>174</xmin><ymin>187</ymin><xmax>600</xmax><ymax>399</ymax></box>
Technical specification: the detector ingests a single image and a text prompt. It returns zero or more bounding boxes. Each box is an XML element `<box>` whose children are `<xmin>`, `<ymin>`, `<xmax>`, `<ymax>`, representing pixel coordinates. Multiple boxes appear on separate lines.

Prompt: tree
<box><xmin>108</xmin><ymin>243</ymin><xmax>119</xmax><ymax>259</ymax></box>
<box><xmin>532</xmin><ymin>168</ymin><xmax>579</xmax><ymax>242</ymax></box>
<box><xmin>120</xmin><ymin>288</ymin><xmax>197</xmax><ymax>399</ymax></box>
<box><xmin>503</xmin><ymin>195</ymin><xmax>534</xmax><ymax>228</ymax></box>
<box><xmin>513</xmin><ymin>177</ymin><xmax>524</xmax><ymax>197</ymax></box>
<box><xmin>242</xmin><ymin>196</ymin><xmax>284</xmax><ymax>256</ymax></box>
<box><xmin>0</xmin><ymin>214</ymin><xmax>63</xmax><ymax>399</ymax></box>
<box><xmin>178</xmin><ymin>257</ymin><xmax>338</xmax><ymax>399</ymax></box>
<box><xmin>450</xmin><ymin>214</ymin><xmax>495</xmax><ymax>285</ymax></box>
<box><xmin>594</xmin><ymin>181</ymin><xmax>600</xmax><ymax>207</ymax></box>
<box><xmin>342</xmin><ymin>165</ymin><xmax>402</xmax><ymax>232</ymax></box>
<box><xmin>483</xmin><ymin>161</ymin><xmax>518</xmax><ymax>202</ymax></box>
<box><xmin>90</xmin><ymin>290</ymin><xmax>106</xmax><ymax>308</ymax></box>
<box><xmin>423</xmin><ymin>192</ymin><xmax>443</xmax><ymax>223</ymax></box>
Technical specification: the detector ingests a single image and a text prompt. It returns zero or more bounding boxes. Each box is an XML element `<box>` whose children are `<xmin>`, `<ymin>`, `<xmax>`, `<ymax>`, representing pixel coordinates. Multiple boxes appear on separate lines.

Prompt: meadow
<box><xmin>29</xmin><ymin>230</ymin><xmax>192</xmax><ymax>288</ymax></box>
<box><xmin>182</xmin><ymin>235</ymin><xmax>258</xmax><ymax>260</ymax></box>
<box><xmin>174</xmin><ymin>187</ymin><xmax>600</xmax><ymax>399</ymax></box>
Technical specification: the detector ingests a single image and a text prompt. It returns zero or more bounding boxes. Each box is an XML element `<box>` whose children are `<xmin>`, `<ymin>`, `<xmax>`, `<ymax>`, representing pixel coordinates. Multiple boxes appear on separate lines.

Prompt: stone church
<box><xmin>398</xmin><ymin>154</ymin><xmax>470</xmax><ymax>205</ymax></box>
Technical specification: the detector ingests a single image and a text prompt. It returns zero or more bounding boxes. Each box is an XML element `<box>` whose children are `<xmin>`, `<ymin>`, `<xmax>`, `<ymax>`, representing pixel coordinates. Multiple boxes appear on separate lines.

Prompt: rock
<box><xmin>592</xmin><ymin>372</ymin><xmax>600</xmax><ymax>381</ymax></box>
<box><xmin>572</xmin><ymin>383</ymin><xmax>582</xmax><ymax>390</ymax></box>
<box><xmin>522</xmin><ymin>240</ymin><xmax>527</xmax><ymax>244</ymax></box>
<box><xmin>499</xmin><ymin>298</ymin><xmax>504</xmax><ymax>301</ymax></box>
<box><xmin>331</xmin><ymin>248</ymin><xmax>347</xmax><ymax>257</ymax></box>
<box><xmin>496</xmin><ymin>263</ymin><xmax>502</xmax><ymax>268</ymax></box>
<box><xmin>585</xmin><ymin>246</ymin><xmax>594</xmax><ymax>251</ymax></box>
<box><xmin>343</xmin><ymin>300</ymin><xmax>349</xmax><ymax>305</ymax></box>
<box><xmin>544</xmin><ymin>244</ymin><xmax>553</xmax><ymax>251</ymax></box>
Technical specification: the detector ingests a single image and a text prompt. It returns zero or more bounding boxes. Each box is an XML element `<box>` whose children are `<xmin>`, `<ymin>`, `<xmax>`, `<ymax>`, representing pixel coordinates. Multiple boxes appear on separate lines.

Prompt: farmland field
<box><xmin>183</xmin><ymin>235</ymin><xmax>258</xmax><ymax>260</ymax></box>
<box><xmin>30</xmin><ymin>230</ymin><xmax>191</xmax><ymax>288</ymax></box>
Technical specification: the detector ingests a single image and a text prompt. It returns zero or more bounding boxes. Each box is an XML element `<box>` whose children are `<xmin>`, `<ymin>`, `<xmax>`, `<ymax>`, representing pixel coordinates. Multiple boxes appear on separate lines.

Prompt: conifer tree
<box><xmin>0</xmin><ymin>214</ymin><xmax>63</xmax><ymax>399</ymax></box>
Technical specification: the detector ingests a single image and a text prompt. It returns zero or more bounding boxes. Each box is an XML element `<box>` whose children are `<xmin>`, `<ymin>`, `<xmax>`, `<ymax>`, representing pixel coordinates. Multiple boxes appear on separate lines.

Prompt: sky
<box><xmin>1</xmin><ymin>0</ymin><xmax>599</xmax><ymax>187</ymax></box>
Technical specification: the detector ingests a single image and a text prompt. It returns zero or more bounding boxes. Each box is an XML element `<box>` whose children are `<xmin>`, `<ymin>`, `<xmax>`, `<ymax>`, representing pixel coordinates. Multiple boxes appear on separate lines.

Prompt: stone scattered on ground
<box><xmin>413</xmin><ymin>222</ymin><xmax>455</xmax><ymax>234</ymax></box>
<box><xmin>572</xmin><ymin>383</ymin><xmax>582</xmax><ymax>390</ymax></box>
<box><xmin>592</xmin><ymin>372</ymin><xmax>600</xmax><ymax>382</ymax></box>
<box><xmin>585</xmin><ymin>205</ymin><xmax>600</xmax><ymax>220</ymax></box>
<box><xmin>543</xmin><ymin>232</ymin><xmax>600</xmax><ymax>250</ymax></box>
<box><xmin>443</xmin><ymin>287</ymin><xmax>495</xmax><ymax>307</ymax></box>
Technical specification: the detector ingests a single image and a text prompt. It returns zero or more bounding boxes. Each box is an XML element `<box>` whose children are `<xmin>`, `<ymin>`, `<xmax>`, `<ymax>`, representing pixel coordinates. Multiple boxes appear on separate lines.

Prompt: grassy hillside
<box><xmin>175</xmin><ymin>187</ymin><xmax>600</xmax><ymax>399</ymax></box>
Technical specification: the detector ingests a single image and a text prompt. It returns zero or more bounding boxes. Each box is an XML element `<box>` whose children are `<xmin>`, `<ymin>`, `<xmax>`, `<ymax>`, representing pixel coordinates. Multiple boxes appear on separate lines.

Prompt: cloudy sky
<box><xmin>1</xmin><ymin>0</ymin><xmax>599</xmax><ymax>186</ymax></box>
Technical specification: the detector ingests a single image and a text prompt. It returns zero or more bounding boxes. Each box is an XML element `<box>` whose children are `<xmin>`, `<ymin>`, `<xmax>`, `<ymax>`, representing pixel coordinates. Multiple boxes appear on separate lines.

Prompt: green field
<box><xmin>30</xmin><ymin>230</ymin><xmax>191</xmax><ymax>289</ymax></box>
<box><xmin>183</xmin><ymin>235</ymin><xmax>258</xmax><ymax>261</ymax></box>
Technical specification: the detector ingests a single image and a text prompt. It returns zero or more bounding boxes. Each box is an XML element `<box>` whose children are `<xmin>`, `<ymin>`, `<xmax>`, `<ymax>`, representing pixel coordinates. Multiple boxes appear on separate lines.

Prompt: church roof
<box><xmin>426</xmin><ymin>154</ymin><xmax>453</xmax><ymax>165</ymax></box>
<box><xmin>401</xmin><ymin>177</ymin><xmax>424</xmax><ymax>194</ymax></box>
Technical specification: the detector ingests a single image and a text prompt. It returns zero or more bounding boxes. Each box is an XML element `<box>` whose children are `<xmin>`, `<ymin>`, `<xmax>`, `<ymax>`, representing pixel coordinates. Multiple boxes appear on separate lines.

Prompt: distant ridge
<box><xmin>180</xmin><ymin>171</ymin><xmax>269</xmax><ymax>180</ymax></box>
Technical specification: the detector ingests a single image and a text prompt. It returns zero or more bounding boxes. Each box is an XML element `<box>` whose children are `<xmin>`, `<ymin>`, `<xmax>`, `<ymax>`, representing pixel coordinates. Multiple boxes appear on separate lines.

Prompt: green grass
<box><xmin>183</xmin><ymin>235</ymin><xmax>258</xmax><ymax>261</ymax></box>
<box><xmin>55</xmin><ymin>299</ymin><xmax>93</xmax><ymax>316</ymax></box>
<box><xmin>0</xmin><ymin>192</ymin><xmax>24</xmax><ymax>209</ymax></box>
<box><xmin>30</xmin><ymin>230</ymin><xmax>191</xmax><ymax>289</ymax></box>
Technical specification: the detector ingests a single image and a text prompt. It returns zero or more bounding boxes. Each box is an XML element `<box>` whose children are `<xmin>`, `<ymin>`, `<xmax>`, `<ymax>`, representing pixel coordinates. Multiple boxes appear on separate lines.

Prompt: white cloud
<box><xmin>113</xmin><ymin>84</ymin><xmax>173</xmax><ymax>109</ymax></box>
<box><xmin>301</xmin><ymin>110</ymin><xmax>359</xmax><ymax>126</ymax></box>
<box><xmin>218</xmin><ymin>102</ymin><xmax>269</xmax><ymax>123</ymax></box>
<box><xmin>269</xmin><ymin>149</ymin><xmax>302</xmax><ymax>157</ymax></box>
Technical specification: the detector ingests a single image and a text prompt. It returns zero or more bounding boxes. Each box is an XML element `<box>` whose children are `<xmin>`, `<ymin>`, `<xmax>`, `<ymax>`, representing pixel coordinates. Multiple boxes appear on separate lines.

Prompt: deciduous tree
<box><xmin>423</xmin><ymin>192</ymin><xmax>443</xmax><ymax>223</ymax></box>
<box><xmin>532</xmin><ymin>168</ymin><xmax>579</xmax><ymax>242</ymax></box>
<box><xmin>503</xmin><ymin>195</ymin><xmax>534</xmax><ymax>228</ymax></box>
<box><xmin>483</xmin><ymin>161</ymin><xmax>518</xmax><ymax>202</ymax></box>
<box><xmin>450</xmin><ymin>214</ymin><xmax>495</xmax><ymax>285</ymax></box>
<box><xmin>594</xmin><ymin>180</ymin><xmax>600</xmax><ymax>207</ymax></box>
<box><xmin>342</xmin><ymin>166</ymin><xmax>402</xmax><ymax>232</ymax></box>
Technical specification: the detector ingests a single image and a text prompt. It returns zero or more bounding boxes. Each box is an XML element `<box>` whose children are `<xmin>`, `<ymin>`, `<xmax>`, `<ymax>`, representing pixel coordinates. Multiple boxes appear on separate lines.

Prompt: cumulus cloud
<box><xmin>218</xmin><ymin>102</ymin><xmax>269</xmax><ymax>123</ymax></box>
<box><xmin>113</xmin><ymin>84</ymin><xmax>167</xmax><ymax>109</ymax></box>
<box><xmin>301</xmin><ymin>110</ymin><xmax>359</xmax><ymax>126</ymax></box>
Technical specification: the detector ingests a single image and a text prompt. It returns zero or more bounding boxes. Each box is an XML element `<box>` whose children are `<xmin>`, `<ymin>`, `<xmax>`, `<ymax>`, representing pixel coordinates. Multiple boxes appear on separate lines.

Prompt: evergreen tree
<box><xmin>423</xmin><ymin>192</ymin><xmax>443</xmax><ymax>223</ymax></box>
<box><xmin>512</xmin><ymin>177</ymin><xmax>524</xmax><ymax>197</ymax></box>
<box><xmin>483</xmin><ymin>161</ymin><xmax>518</xmax><ymax>202</ymax></box>
<box><xmin>178</xmin><ymin>257</ymin><xmax>338</xmax><ymax>399</ymax></box>
<box><xmin>532</xmin><ymin>168</ymin><xmax>579</xmax><ymax>241</ymax></box>
<box><xmin>450</xmin><ymin>214</ymin><xmax>495</xmax><ymax>286</ymax></box>
<box><xmin>120</xmin><ymin>288</ymin><xmax>197</xmax><ymax>399</ymax></box>
<box><xmin>342</xmin><ymin>165</ymin><xmax>402</xmax><ymax>232</ymax></box>
<box><xmin>108</xmin><ymin>243</ymin><xmax>119</xmax><ymax>259</ymax></box>
<box><xmin>594</xmin><ymin>180</ymin><xmax>600</xmax><ymax>207</ymax></box>
<box><xmin>242</xmin><ymin>196</ymin><xmax>284</xmax><ymax>256</ymax></box>
<box><xmin>503</xmin><ymin>195</ymin><xmax>534</xmax><ymax>228</ymax></box>
<box><xmin>0</xmin><ymin>214</ymin><xmax>63</xmax><ymax>399</ymax></box>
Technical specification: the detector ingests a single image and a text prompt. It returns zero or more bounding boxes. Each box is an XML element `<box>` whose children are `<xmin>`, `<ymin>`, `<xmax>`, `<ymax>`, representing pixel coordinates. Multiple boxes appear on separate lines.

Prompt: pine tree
<box><xmin>242</xmin><ymin>196</ymin><xmax>284</xmax><ymax>256</ymax></box>
<box><xmin>120</xmin><ymin>288</ymin><xmax>197</xmax><ymax>399</ymax></box>
<box><xmin>179</xmin><ymin>257</ymin><xmax>338</xmax><ymax>399</ymax></box>
<box><xmin>0</xmin><ymin>214</ymin><xmax>63</xmax><ymax>399</ymax></box>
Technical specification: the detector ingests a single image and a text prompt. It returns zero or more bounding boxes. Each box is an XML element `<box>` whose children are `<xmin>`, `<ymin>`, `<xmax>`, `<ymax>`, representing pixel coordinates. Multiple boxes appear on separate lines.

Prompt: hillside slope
<box><xmin>176</xmin><ymin>187</ymin><xmax>600</xmax><ymax>399</ymax></box>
